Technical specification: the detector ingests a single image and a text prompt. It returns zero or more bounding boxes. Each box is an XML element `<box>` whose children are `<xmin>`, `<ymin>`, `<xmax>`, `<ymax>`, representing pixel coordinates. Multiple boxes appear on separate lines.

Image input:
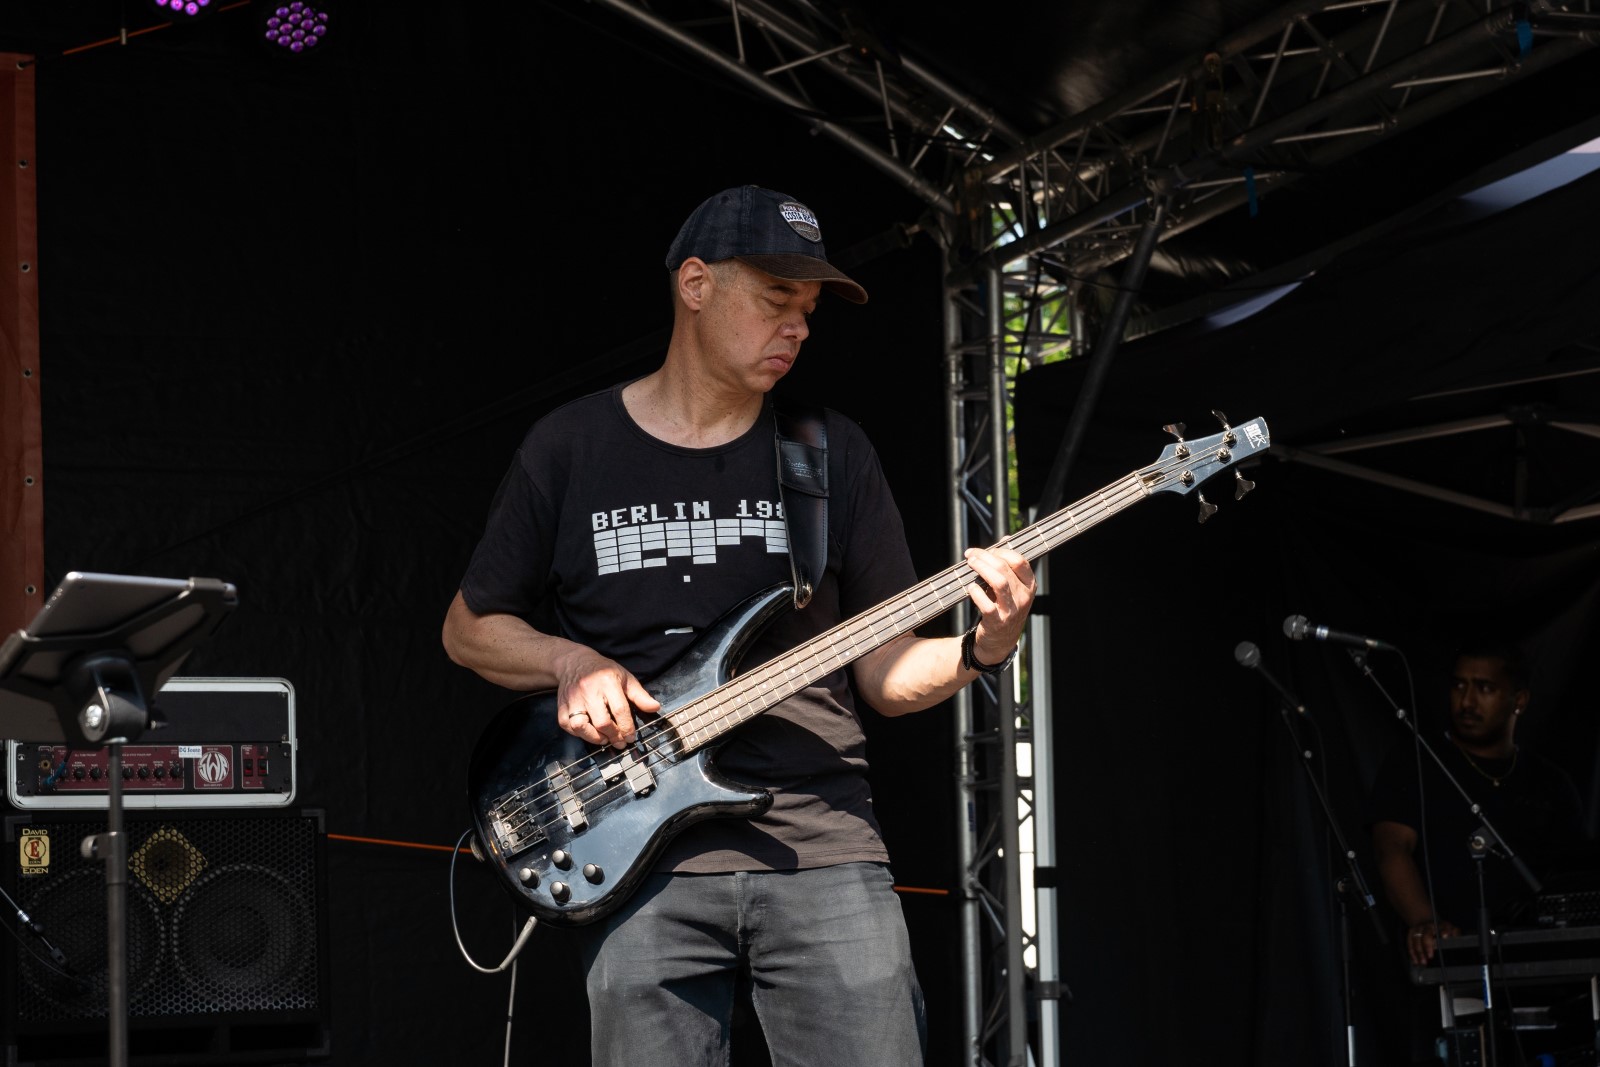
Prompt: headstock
<box><xmin>1140</xmin><ymin>411</ymin><xmax>1270</xmax><ymax>522</ymax></box>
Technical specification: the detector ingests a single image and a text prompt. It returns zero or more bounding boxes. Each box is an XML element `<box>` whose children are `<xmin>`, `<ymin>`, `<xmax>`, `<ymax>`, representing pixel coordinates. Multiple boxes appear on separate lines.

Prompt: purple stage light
<box><xmin>264</xmin><ymin>2</ymin><xmax>331</xmax><ymax>54</ymax></box>
<box><xmin>153</xmin><ymin>0</ymin><xmax>212</xmax><ymax>19</ymax></box>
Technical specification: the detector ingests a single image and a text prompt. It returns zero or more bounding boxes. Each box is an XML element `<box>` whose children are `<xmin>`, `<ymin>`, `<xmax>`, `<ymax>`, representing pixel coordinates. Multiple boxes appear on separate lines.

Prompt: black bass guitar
<box><xmin>467</xmin><ymin>416</ymin><xmax>1270</xmax><ymax>925</ymax></box>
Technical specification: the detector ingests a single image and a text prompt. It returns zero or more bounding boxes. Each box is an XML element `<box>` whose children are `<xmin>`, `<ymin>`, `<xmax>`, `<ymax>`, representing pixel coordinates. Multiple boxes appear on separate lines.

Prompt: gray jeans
<box><xmin>575</xmin><ymin>861</ymin><xmax>926</xmax><ymax>1066</ymax></box>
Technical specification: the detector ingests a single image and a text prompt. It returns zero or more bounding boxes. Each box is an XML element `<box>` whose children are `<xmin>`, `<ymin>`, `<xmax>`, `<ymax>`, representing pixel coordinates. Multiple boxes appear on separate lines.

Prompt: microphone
<box><xmin>1282</xmin><ymin>614</ymin><xmax>1395</xmax><ymax>652</ymax></box>
<box><xmin>1234</xmin><ymin>641</ymin><xmax>1306</xmax><ymax>715</ymax></box>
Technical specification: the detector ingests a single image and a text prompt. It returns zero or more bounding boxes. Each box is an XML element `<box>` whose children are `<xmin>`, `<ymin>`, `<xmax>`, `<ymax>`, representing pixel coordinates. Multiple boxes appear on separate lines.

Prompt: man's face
<box><xmin>1449</xmin><ymin>655</ymin><xmax>1524</xmax><ymax>747</ymax></box>
<box><xmin>697</xmin><ymin>261</ymin><xmax>821</xmax><ymax>393</ymax></box>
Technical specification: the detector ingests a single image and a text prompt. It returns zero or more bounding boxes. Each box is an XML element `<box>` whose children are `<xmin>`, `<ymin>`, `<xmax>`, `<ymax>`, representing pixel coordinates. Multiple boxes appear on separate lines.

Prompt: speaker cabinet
<box><xmin>3</xmin><ymin>809</ymin><xmax>330</xmax><ymax>1065</ymax></box>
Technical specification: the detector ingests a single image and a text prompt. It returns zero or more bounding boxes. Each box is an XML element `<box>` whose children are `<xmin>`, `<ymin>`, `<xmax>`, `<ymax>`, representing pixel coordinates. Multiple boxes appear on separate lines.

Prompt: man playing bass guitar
<box><xmin>441</xmin><ymin>184</ymin><xmax>1035</xmax><ymax>1066</ymax></box>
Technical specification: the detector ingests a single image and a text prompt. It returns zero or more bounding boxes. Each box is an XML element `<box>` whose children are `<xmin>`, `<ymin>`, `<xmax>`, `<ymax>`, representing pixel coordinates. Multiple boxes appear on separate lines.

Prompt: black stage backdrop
<box><xmin>1015</xmin><ymin>162</ymin><xmax>1600</xmax><ymax>1064</ymax></box>
<box><xmin>5</xmin><ymin>8</ymin><xmax>954</xmax><ymax>1065</ymax></box>
<box><xmin>7</xmin><ymin>4</ymin><xmax>1599</xmax><ymax>1066</ymax></box>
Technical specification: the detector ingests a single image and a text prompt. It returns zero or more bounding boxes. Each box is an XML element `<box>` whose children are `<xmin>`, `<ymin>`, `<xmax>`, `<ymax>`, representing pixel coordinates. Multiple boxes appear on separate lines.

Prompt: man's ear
<box><xmin>677</xmin><ymin>257</ymin><xmax>712</xmax><ymax>310</ymax></box>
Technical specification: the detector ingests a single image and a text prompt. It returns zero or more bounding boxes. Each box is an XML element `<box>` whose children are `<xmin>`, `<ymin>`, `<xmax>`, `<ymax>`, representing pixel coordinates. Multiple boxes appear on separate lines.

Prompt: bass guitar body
<box><xmin>466</xmin><ymin>584</ymin><xmax>794</xmax><ymax>927</ymax></box>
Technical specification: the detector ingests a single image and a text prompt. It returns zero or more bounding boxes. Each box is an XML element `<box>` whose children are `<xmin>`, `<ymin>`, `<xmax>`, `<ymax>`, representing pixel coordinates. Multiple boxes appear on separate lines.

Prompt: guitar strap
<box><xmin>773</xmin><ymin>404</ymin><xmax>828</xmax><ymax>610</ymax></box>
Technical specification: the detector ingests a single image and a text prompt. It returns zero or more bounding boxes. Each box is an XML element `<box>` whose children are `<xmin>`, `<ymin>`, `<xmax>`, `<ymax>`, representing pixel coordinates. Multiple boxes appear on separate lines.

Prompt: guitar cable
<box><xmin>448</xmin><ymin>827</ymin><xmax>538</xmax><ymax>974</ymax></box>
<box><xmin>0</xmin><ymin>880</ymin><xmax>72</xmax><ymax>981</ymax></box>
<box><xmin>447</xmin><ymin>828</ymin><xmax>536</xmax><ymax>1066</ymax></box>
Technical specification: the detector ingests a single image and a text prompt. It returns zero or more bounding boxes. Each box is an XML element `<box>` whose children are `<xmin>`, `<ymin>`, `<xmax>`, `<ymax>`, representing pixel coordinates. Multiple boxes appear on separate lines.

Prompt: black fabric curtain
<box><xmin>9</xmin><ymin>4</ymin><xmax>1600</xmax><ymax>1062</ymax></box>
<box><xmin>1015</xmin><ymin>164</ymin><xmax>1600</xmax><ymax>1065</ymax></box>
<box><xmin>14</xmin><ymin>13</ymin><xmax>947</xmax><ymax>1064</ymax></box>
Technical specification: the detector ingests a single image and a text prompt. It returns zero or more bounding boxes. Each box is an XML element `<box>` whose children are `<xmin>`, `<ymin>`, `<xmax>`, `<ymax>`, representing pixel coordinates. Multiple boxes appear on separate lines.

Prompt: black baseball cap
<box><xmin>665</xmin><ymin>185</ymin><xmax>868</xmax><ymax>304</ymax></box>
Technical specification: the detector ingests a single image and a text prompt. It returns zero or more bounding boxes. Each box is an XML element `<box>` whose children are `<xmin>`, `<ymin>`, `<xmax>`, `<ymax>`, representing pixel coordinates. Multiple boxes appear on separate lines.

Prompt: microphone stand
<box><xmin>1344</xmin><ymin>648</ymin><xmax>1540</xmax><ymax>1067</ymax></box>
<box><xmin>1470</xmin><ymin>828</ymin><xmax>1500</xmax><ymax>1067</ymax></box>
<box><xmin>1238</xmin><ymin>642</ymin><xmax>1385</xmax><ymax>1067</ymax></box>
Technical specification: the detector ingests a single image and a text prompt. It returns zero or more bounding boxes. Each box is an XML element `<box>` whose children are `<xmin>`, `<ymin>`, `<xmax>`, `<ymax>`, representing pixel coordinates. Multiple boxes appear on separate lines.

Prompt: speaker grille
<box><xmin>172</xmin><ymin>863</ymin><xmax>316</xmax><ymax>1010</ymax></box>
<box><xmin>5</xmin><ymin>811</ymin><xmax>325</xmax><ymax>1036</ymax></box>
<box><xmin>129</xmin><ymin>825</ymin><xmax>208</xmax><ymax>905</ymax></box>
<box><xmin>17</xmin><ymin>868</ymin><xmax>166</xmax><ymax>1016</ymax></box>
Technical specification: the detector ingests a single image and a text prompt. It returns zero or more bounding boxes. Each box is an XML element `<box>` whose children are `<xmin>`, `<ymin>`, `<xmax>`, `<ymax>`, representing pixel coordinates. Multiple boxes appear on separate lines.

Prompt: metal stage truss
<box><xmin>576</xmin><ymin>0</ymin><xmax>1598</xmax><ymax>1063</ymax></box>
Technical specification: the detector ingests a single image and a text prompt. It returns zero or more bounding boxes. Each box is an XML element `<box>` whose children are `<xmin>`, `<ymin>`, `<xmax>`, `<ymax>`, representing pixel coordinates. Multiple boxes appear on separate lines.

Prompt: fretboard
<box><xmin>667</xmin><ymin>472</ymin><xmax>1151</xmax><ymax>752</ymax></box>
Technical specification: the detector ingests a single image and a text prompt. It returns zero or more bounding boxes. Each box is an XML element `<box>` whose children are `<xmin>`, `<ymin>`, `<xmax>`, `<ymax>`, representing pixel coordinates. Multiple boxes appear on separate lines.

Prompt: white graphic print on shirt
<box><xmin>591</xmin><ymin>498</ymin><xmax>788</xmax><ymax>575</ymax></box>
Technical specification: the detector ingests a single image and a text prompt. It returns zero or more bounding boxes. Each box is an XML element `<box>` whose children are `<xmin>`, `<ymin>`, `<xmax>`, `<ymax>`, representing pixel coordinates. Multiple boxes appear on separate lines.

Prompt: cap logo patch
<box><xmin>779</xmin><ymin>201</ymin><xmax>823</xmax><ymax>243</ymax></box>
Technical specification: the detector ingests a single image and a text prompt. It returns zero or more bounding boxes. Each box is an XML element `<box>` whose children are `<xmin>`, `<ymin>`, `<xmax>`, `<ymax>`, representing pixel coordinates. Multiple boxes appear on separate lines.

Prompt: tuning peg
<box><xmin>1233</xmin><ymin>469</ymin><xmax>1256</xmax><ymax>501</ymax></box>
<box><xmin>1163</xmin><ymin>422</ymin><xmax>1190</xmax><ymax>458</ymax></box>
<box><xmin>1211</xmin><ymin>409</ymin><xmax>1231</xmax><ymax>429</ymax></box>
<box><xmin>1197</xmin><ymin>491</ymin><xmax>1218</xmax><ymax>524</ymax></box>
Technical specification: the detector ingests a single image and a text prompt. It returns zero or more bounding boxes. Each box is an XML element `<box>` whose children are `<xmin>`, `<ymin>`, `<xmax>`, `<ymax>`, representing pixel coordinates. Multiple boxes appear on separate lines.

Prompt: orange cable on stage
<box><xmin>327</xmin><ymin>831</ymin><xmax>472</xmax><ymax>855</ymax></box>
<box><xmin>60</xmin><ymin>1</ymin><xmax>253</xmax><ymax>58</ymax></box>
<box><xmin>61</xmin><ymin>23</ymin><xmax>163</xmax><ymax>56</ymax></box>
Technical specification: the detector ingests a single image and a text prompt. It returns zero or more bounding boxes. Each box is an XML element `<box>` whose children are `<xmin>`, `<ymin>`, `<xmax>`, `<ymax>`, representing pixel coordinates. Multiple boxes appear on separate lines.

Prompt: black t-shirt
<box><xmin>1367</xmin><ymin>735</ymin><xmax>1584</xmax><ymax>928</ymax></box>
<box><xmin>461</xmin><ymin>383</ymin><xmax>920</xmax><ymax>873</ymax></box>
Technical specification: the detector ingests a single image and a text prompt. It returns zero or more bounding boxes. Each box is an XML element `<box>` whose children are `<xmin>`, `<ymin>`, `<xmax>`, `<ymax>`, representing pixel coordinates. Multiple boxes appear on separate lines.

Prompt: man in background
<box><xmin>1370</xmin><ymin>642</ymin><xmax>1583</xmax><ymax>964</ymax></box>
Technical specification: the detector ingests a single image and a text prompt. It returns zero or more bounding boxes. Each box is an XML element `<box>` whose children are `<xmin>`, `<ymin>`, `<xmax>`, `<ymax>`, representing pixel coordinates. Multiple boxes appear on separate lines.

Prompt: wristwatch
<box><xmin>960</xmin><ymin>624</ymin><xmax>1016</xmax><ymax>675</ymax></box>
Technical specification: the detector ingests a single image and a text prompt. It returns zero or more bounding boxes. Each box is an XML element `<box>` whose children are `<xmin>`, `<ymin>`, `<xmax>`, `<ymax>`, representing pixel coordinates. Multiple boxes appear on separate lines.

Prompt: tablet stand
<box><xmin>0</xmin><ymin>573</ymin><xmax>236</xmax><ymax>1067</ymax></box>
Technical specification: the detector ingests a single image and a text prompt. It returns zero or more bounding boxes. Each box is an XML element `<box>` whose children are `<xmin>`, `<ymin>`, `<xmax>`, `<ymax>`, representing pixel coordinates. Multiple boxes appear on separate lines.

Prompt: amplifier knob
<box><xmin>551</xmin><ymin>849</ymin><xmax>573</xmax><ymax>870</ymax></box>
<box><xmin>550</xmin><ymin>881</ymin><xmax>571</xmax><ymax>903</ymax></box>
<box><xmin>582</xmin><ymin>863</ymin><xmax>604</xmax><ymax>884</ymax></box>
